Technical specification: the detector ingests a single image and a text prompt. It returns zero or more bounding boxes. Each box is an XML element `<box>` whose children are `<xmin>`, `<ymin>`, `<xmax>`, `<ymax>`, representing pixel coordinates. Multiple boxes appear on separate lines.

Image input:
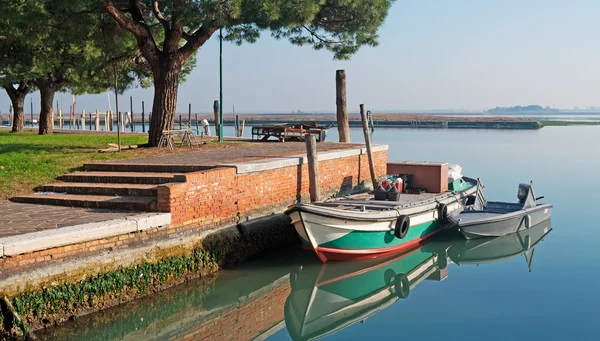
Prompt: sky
<box><xmin>2</xmin><ymin>0</ymin><xmax>600</xmax><ymax>114</ymax></box>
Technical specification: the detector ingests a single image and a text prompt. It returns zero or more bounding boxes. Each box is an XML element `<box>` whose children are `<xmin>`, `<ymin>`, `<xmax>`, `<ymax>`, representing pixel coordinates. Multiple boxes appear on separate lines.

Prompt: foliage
<box><xmin>10</xmin><ymin>249</ymin><xmax>220</xmax><ymax>331</ymax></box>
<box><xmin>0</xmin><ymin>131</ymin><xmax>147</xmax><ymax>200</ymax></box>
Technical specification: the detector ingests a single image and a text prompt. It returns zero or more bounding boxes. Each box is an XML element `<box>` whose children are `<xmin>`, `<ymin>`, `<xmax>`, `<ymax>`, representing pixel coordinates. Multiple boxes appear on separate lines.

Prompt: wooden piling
<box><xmin>213</xmin><ymin>100</ymin><xmax>220</xmax><ymax>139</ymax></box>
<box><xmin>360</xmin><ymin>104</ymin><xmax>377</xmax><ymax>188</ymax></box>
<box><xmin>336</xmin><ymin>70</ymin><xmax>350</xmax><ymax>143</ymax></box>
<box><xmin>305</xmin><ymin>134</ymin><xmax>321</xmax><ymax>202</ymax></box>
<box><xmin>188</xmin><ymin>103</ymin><xmax>192</xmax><ymax>127</ymax></box>
<box><xmin>240</xmin><ymin>120</ymin><xmax>245</xmax><ymax>137</ymax></box>
<box><xmin>95</xmin><ymin>110</ymin><xmax>100</xmax><ymax>131</ymax></box>
<box><xmin>81</xmin><ymin>110</ymin><xmax>85</xmax><ymax>130</ymax></box>
<box><xmin>195</xmin><ymin>113</ymin><xmax>199</xmax><ymax>134</ymax></box>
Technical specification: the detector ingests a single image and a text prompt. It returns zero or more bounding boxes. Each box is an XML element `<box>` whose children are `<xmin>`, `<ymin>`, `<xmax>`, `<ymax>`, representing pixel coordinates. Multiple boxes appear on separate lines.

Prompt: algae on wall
<box><xmin>5</xmin><ymin>249</ymin><xmax>220</xmax><ymax>336</ymax></box>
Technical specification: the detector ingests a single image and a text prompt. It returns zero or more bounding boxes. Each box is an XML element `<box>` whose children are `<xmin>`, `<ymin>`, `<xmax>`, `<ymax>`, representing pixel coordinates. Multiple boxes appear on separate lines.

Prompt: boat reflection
<box><xmin>284</xmin><ymin>240</ymin><xmax>450</xmax><ymax>341</ymax></box>
<box><xmin>448</xmin><ymin>219</ymin><xmax>552</xmax><ymax>271</ymax></box>
<box><xmin>284</xmin><ymin>220</ymin><xmax>552</xmax><ymax>341</ymax></box>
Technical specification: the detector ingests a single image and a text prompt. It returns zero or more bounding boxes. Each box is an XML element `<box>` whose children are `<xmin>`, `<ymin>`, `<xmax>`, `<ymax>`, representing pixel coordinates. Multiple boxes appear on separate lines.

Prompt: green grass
<box><xmin>540</xmin><ymin>120</ymin><xmax>600</xmax><ymax>126</ymax></box>
<box><xmin>0</xmin><ymin>131</ymin><xmax>148</xmax><ymax>200</ymax></box>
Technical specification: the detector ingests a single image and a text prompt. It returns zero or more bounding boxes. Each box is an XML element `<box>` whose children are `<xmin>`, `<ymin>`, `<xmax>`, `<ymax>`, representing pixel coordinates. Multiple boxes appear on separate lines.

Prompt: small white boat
<box><xmin>449</xmin><ymin>182</ymin><xmax>552</xmax><ymax>239</ymax></box>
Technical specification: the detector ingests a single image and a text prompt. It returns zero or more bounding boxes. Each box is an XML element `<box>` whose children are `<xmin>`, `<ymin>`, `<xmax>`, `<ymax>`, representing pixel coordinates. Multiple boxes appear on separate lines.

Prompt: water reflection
<box><xmin>39</xmin><ymin>221</ymin><xmax>552</xmax><ymax>341</ymax></box>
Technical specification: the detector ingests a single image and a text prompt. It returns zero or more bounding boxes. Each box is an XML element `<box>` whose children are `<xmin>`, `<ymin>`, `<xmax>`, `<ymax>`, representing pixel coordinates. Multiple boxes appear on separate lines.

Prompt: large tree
<box><xmin>1</xmin><ymin>0</ymin><xmax>148</xmax><ymax>135</ymax></box>
<box><xmin>0</xmin><ymin>0</ymin><xmax>35</xmax><ymax>133</ymax></box>
<box><xmin>100</xmin><ymin>0</ymin><xmax>394</xmax><ymax>146</ymax></box>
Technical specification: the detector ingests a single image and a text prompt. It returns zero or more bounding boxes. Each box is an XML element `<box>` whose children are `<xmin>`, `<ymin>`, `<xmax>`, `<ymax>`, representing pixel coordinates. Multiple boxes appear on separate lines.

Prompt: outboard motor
<box><xmin>517</xmin><ymin>183</ymin><xmax>530</xmax><ymax>204</ymax></box>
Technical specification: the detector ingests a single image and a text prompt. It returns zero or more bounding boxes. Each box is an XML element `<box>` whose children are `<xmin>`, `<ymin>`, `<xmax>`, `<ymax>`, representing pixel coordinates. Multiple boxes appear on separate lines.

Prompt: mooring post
<box><xmin>195</xmin><ymin>113</ymin><xmax>199</xmax><ymax>134</ymax></box>
<box><xmin>188</xmin><ymin>103</ymin><xmax>192</xmax><ymax>128</ymax></box>
<box><xmin>360</xmin><ymin>104</ymin><xmax>377</xmax><ymax>188</ymax></box>
<box><xmin>141</xmin><ymin>101</ymin><xmax>145</xmax><ymax>133</ymax></box>
<box><xmin>213</xmin><ymin>100</ymin><xmax>220</xmax><ymax>139</ymax></box>
<box><xmin>336</xmin><ymin>70</ymin><xmax>350</xmax><ymax>142</ymax></box>
<box><xmin>367</xmin><ymin>110</ymin><xmax>375</xmax><ymax>132</ymax></box>
<box><xmin>305</xmin><ymin>134</ymin><xmax>321</xmax><ymax>202</ymax></box>
<box><xmin>179</xmin><ymin>115</ymin><xmax>182</xmax><ymax>130</ymax></box>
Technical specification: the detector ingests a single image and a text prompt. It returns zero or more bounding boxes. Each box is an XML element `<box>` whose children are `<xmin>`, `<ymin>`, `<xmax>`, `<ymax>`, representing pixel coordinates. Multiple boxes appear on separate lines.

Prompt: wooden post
<box><xmin>188</xmin><ymin>103</ymin><xmax>192</xmax><ymax>127</ymax></box>
<box><xmin>360</xmin><ymin>104</ymin><xmax>377</xmax><ymax>188</ymax></box>
<box><xmin>367</xmin><ymin>110</ymin><xmax>375</xmax><ymax>132</ymax></box>
<box><xmin>81</xmin><ymin>110</ymin><xmax>85</xmax><ymax>130</ymax></box>
<box><xmin>240</xmin><ymin>120</ymin><xmax>245</xmax><ymax>137</ymax></box>
<box><xmin>305</xmin><ymin>134</ymin><xmax>320</xmax><ymax>202</ymax></box>
<box><xmin>235</xmin><ymin>113</ymin><xmax>240</xmax><ymax>137</ymax></box>
<box><xmin>195</xmin><ymin>113</ymin><xmax>199</xmax><ymax>134</ymax></box>
<box><xmin>336</xmin><ymin>70</ymin><xmax>350</xmax><ymax>142</ymax></box>
<box><xmin>141</xmin><ymin>101</ymin><xmax>145</xmax><ymax>133</ymax></box>
<box><xmin>105</xmin><ymin>110</ymin><xmax>111</xmax><ymax>131</ymax></box>
<box><xmin>130</xmin><ymin>112</ymin><xmax>135</xmax><ymax>132</ymax></box>
<box><xmin>179</xmin><ymin>115</ymin><xmax>182</xmax><ymax>129</ymax></box>
<box><xmin>95</xmin><ymin>110</ymin><xmax>100</xmax><ymax>131</ymax></box>
<box><xmin>58</xmin><ymin>109</ymin><xmax>63</xmax><ymax>129</ymax></box>
<box><xmin>213</xmin><ymin>100</ymin><xmax>220</xmax><ymax>139</ymax></box>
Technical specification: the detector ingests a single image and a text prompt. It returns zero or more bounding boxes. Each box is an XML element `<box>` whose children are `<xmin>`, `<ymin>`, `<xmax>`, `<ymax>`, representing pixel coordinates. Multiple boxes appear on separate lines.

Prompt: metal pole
<box><xmin>114</xmin><ymin>69</ymin><xmax>121</xmax><ymax>152</ymax></box>
<box><xmin>219</xmin><ymin>28</ymin><xmax>223</xmax><ymax>142</ymax></box>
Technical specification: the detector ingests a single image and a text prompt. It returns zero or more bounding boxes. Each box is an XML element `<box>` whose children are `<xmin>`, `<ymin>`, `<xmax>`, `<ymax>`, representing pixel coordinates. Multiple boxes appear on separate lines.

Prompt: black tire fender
<box><xmin>394</xmin><ymin>215</ymin><xmax>410</xmax><ymax>239</ymax></box>
<box><xmin>437</xmin><ymin>203</ymin><xmax>448</xmax><ymax>221</ymax></box>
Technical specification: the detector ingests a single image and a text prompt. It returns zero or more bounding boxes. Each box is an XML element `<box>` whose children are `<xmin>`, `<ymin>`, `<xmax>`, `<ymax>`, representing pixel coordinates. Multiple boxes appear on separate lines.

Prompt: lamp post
<box><xmin>219</xmin><ymin>28</ymin><xmax>223</xmax><ymax>142</ymax></box>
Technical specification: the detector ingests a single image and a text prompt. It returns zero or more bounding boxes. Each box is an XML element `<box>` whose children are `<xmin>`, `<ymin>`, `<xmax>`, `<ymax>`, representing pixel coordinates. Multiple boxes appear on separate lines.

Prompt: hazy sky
<box><xmin>2</xmin><ymin>0</ymin><xmax>600</xmax><ymax>114</ymax></box>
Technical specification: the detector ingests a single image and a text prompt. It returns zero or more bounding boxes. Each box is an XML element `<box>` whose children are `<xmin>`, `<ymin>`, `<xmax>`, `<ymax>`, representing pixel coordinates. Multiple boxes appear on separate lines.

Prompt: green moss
<box><xmin>9</xmin><ymin>248</ymin><xmax>220</xmax><ymax>333</ymax></box>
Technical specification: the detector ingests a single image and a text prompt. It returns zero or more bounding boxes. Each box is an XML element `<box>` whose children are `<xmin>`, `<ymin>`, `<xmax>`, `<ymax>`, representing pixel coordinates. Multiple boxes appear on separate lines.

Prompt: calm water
<box><xmin>40</xmin><ymin>126</ymin><xmax>600</xmax><ymax>341</ymax></box>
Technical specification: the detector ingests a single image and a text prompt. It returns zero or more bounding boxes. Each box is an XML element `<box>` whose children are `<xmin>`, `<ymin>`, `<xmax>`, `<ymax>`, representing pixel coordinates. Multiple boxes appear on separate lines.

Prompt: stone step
<box><xmin>84</xmin><ymin>163</ymin><xmax>213</xmax><ymax>173</ymax></box>
<box><xmin>11</xmin><ymin>194</ymin><xmax>157</xmax><ymax>211</ymax></box>
<box><xmin>37</xmin><ymin>182</ymin><xmax>158</xmax><ymax>196</ymax></box>
<box><xmin>57</xmin><ymin>171</ymin><xmax>179</xmax><ymax>184</ymax></box>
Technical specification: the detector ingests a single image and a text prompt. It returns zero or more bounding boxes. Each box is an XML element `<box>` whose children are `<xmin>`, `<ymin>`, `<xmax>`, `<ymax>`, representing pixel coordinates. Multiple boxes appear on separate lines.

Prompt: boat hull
<box><xmin>287</xmin><ymin>195</ymin><xmax>472</xmax><ymax>262</ymax></box>
<box><xmin>456</xmin><ymin>204</ymin><xmax>552</xmax><ymax>239</ymax></box>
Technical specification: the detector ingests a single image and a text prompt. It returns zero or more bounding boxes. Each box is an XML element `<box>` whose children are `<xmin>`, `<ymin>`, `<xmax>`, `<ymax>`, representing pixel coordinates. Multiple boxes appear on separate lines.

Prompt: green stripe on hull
<box><xmin>320</xmin><ymin>220</ymin><xmax>441</xmax><ymax>250</ymax></box>
<box><xmin>320</xmin><ymin>249</ymin><xmax>435</xmax><ymax>300</ymax></box>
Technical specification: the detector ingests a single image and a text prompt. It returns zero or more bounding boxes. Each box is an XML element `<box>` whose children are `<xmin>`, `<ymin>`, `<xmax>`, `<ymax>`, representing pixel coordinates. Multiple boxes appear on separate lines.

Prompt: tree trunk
<box><xmin>3</xmin><ymin>85</ymin><xmax>29</xmax><ymax>133</ymax></box>
<box><xmin>11</xmin><ymin>96</ymin><xmax>25</xmax><ymax>133</ymax></box>
<box><xmin>37</xmin><ymin>84</ymin><xmax>56</xmax><ymax>135</ymax></box>
<box><xmin>149</xmin><ymin>62</ymin><xmax>181</xmax><ymax>146</ymax></box>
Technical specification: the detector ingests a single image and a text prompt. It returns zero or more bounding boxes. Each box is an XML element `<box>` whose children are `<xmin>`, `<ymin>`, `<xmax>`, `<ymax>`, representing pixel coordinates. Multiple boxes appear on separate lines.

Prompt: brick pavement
<box><xmin>0</xmin><ymin>203</ymin><xmax>136</xmax><ymax>238</ymax></box>
<box><xmin>94</xmin><ymin>141</ymin><xmax>365</xmax><ymax>167</ymax></box>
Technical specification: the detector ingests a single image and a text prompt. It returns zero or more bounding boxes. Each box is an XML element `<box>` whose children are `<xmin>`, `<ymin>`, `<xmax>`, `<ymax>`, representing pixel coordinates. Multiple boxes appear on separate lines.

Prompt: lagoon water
<box><xmin>40</xmin><ymin>126</ymin><xmax>600</xmax><ymax>341</ymax></box>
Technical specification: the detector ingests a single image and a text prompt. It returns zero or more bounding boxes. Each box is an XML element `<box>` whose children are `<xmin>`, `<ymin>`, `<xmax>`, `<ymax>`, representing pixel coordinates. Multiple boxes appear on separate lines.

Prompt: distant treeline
<box><xmin>487</xmin><ymin>105</ymin><xmax>560</xmax><ymax>114</ymax></box>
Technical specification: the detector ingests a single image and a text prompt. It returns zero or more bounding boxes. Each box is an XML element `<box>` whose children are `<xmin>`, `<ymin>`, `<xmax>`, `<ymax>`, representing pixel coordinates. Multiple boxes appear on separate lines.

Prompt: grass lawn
<box><xmin>0</xmin><ymin>131</ymin><xmax>148</xmax><ymax>201</ymax></box>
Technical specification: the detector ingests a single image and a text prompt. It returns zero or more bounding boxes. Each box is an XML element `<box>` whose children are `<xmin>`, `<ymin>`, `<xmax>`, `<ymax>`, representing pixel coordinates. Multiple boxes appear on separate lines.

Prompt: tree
<box><xmin>2</xmin><ymin>82</ymin><xmax>30</xmax><ymax>133</ymax></box>
<box><xmin>1</xmin><ymin>0</ymin><xmax>148</xmax><ymax>135</ymax></box>
<box><xmin>0</xmin><ymin>1</ymin><xmax>36</xmax><ymax>133</ymax></box>
<box><xmin>100</xmin><ymin>0</ymin><xmax>394</xmax><ymax>146</ymax></box>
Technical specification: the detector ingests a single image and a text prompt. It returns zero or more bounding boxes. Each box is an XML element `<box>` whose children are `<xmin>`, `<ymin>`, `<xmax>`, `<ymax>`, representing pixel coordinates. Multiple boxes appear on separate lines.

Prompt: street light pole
<box><xmin>219</xmin><ymin>28</ymin><xmax>223</xmax><ymax>142</ymax></box>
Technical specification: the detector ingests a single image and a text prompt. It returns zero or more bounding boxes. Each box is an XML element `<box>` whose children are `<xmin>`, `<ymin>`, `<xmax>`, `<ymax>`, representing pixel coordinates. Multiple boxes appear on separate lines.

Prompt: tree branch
<box><xmin>151</xmin><ymin>1</ymin><xmax>170</xmax><ymax>32</ymax></box>
<box><xmin>178</xmin><ymin>25</ymin><xmax>219</xmax><ymax>62</ymax></box>
<box><xmin>99</xmin><ymin>0</ymin><xmax>160</xmax><ymax>63</ymax></box>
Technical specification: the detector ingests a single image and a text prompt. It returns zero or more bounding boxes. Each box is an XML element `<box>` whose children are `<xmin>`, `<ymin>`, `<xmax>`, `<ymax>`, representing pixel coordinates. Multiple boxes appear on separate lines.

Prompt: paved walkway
<box><xmin>97</xmin><ymin>141</ymin><xmax>364</xmax><ymax>167</ymax></box>
<box><xmin>0</xmin><ymin>203</ymin><xmax>136</xmax><ymax>238</ymax></box>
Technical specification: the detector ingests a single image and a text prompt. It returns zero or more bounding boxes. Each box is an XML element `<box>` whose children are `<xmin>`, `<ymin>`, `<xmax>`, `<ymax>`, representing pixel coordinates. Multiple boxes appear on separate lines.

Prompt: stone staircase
<box><xmin>9</xmin><ymin>163</ymin><xmax>203</xmax><ymax>211</ymax></box>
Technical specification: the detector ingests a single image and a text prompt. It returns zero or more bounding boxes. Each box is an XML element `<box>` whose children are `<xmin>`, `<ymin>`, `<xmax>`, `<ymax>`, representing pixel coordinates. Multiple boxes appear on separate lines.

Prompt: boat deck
<box><xmin>316</xmin><ymin>192</ymin><xmax>445</xmax><ymax>211</ymax></box>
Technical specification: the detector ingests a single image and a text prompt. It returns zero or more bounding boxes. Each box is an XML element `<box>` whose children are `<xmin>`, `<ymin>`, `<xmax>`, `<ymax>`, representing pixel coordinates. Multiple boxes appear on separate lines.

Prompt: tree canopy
<box><xmin>100</xmin><ymin>0</ymin><xmax>394</xmax><ymax>145</ymax></box>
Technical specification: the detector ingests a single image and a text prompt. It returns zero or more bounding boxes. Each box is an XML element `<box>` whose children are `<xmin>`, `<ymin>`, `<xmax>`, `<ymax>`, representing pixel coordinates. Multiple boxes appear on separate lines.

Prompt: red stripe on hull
<box><xmin>314</xmin><ymin>229</ymin><xmax>442</xmax><ymax>262</ymax></box>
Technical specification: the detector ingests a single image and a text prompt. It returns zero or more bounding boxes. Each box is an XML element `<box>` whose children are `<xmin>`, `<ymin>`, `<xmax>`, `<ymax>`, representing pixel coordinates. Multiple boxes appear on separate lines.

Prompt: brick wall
<box><xmin>159</xmin><ymin>150</ymin><xmax>388</xmax><ymax>227</ymax></box>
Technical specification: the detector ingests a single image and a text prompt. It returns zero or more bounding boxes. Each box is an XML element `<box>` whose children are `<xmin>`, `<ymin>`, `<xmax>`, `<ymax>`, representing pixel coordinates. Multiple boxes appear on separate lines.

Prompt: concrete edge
<box><xmin>0</xmin><ymin>213</ymin><xmax>171</xmax><ymax>257</ymax></box>
<box><xmin>224</xmin><ymin>144</ymin><xmax>389</xmax><ymax>174</ymax></box>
